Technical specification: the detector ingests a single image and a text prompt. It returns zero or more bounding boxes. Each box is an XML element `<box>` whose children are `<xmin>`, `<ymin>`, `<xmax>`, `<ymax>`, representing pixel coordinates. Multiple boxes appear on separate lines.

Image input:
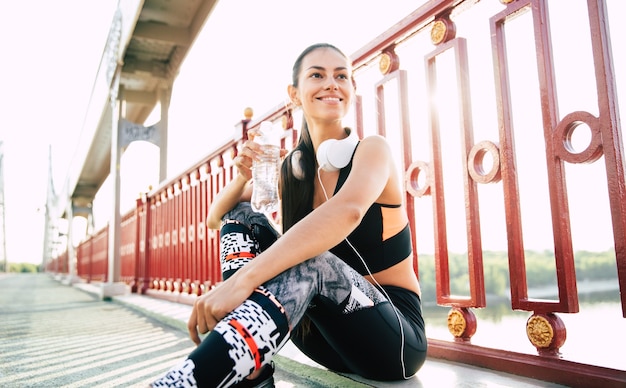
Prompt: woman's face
<box><xmin>291</xmin><ymin>48</ymin><xmax>354</xmax><ymax>126</ymax></box>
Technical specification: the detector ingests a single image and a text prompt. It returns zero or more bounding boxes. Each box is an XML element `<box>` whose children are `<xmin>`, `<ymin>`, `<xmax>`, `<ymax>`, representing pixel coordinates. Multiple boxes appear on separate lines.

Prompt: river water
<box><xmin>421</xmin><ymin>282</ymin><xmax>625</xmax><ymax>371</ymax></box>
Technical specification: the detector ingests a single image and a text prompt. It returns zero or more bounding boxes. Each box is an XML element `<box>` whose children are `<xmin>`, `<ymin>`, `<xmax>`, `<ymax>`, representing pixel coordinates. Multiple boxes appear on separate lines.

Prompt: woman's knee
<box><xmin>222</xmin><ymin>202</ymin><xmax>280</xmax><ymax>251</ymax></box>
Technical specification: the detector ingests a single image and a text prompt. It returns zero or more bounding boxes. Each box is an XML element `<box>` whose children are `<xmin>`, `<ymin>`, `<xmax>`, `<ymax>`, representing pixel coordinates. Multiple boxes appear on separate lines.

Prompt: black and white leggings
<box><xmin>152</xmin><ymin>203</ymin><xmax>427</xmax><ymax>387</ymax></box>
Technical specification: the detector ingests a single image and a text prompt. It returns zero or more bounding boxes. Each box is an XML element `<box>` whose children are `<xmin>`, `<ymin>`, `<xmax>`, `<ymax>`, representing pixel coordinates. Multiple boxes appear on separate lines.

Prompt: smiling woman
<box><xmin>151</xmin><ymin>42</ymin><xmax>427</xmax><ymax>387</ymax></box>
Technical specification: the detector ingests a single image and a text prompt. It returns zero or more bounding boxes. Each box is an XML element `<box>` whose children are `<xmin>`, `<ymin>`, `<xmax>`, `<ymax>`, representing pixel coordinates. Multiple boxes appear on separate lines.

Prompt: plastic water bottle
<box><xmin>251</xmin><ymin>121</ymin><xmax>280</xmax><ymax>213</ymax></box>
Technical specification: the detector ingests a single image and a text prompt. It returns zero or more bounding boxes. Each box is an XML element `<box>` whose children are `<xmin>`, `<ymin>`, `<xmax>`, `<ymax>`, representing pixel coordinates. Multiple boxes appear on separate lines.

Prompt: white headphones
<box><xmin>316</xmin><ymin>130</ymin><xmax>359</xmax><ymax>172</ymax></box>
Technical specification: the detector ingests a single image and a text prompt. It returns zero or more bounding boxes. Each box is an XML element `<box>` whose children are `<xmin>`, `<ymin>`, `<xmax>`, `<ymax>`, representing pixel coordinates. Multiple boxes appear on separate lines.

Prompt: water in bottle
<box><xmin>251</xmin><ymin>122</ymin><xmax>280</xmax><ymax>213</ymax></box>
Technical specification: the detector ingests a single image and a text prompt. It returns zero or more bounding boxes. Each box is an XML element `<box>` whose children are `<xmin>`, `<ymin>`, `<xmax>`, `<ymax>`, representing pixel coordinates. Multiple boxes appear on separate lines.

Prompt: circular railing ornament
<box><xmin>447</xmin><ymin>307</ymin><xmax>477</xmax><ymax>342</ymax></box>
<box><xmin>405</xmin><ymin>161</ymin><xmax>431</xmax><ymax>197</ymax></box>
<box><xmin>468</xmin><ymin>140</ymin><xmax>502</xmax><ymax>184</ymax></box>
<box><xmin>554</xmin><ymin>111</ymin><xmax>603</xmax><ymax>164</ymax></box>
<box><xmin>526</xmin><ymin>313</ymin><xmax>566</xmax><ymax>356</ymax></box>
<box><xmin>379</xmin><ymin>47</ymin><xmax>399</xmax><ymax>75</ymax></box>
<box><xmin>431</xmin><ymin>17</ymin><xmax>456</xmax><ymax>45</ymax></box>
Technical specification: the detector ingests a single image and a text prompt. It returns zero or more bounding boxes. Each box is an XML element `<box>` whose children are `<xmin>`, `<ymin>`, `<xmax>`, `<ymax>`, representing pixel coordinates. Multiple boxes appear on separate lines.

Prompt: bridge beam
<box><xmin>122</xmin><ymin>58</ymin><xmax>168</xmax><ymax>79</ymax></box>
<box><xmin>121</xmin><ymin>89</ymin><xmax>158</xmax><ymax>106</ymax></box>
<box><xmin>133</xmin><ymin>21</ymin><xmax>191</xmax><ymax>46</ymax></box>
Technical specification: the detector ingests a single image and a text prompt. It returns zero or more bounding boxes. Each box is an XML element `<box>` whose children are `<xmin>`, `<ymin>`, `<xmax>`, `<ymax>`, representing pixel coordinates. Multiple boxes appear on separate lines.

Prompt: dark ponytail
<box><xmin>280</xmin><ymin>121</ymin><xmax>315</xmax><ymax>232</ymax></box>
<box><xmin>279</xmin><ymin>43</ymin><xmax>350</xmax><ymax>232</ymax></box>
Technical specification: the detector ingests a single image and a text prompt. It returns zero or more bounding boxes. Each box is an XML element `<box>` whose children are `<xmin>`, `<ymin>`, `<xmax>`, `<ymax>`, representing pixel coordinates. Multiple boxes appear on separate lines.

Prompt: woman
<box><xmin>152</xmin><ymin>43</ymin><xmax>427</xmax><ymax>388</ymax></box>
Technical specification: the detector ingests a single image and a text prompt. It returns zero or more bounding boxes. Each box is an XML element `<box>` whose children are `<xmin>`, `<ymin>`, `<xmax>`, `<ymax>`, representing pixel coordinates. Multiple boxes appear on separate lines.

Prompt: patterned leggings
<box><xmin>152</xmin><ymin>203</ymin><xmax>427</xmax><ymax>387</ymax></box>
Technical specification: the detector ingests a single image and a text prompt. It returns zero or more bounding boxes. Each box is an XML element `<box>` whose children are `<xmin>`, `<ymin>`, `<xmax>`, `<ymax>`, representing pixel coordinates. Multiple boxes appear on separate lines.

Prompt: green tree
<box><xmin>9</xmin><ymin>262</ymin><xmax>40</xmax><ymax>273</ymax></box>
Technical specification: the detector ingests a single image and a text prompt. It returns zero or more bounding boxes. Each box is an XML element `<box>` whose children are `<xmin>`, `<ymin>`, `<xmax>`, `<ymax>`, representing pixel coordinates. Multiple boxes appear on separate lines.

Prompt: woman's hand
<box><xmin>206</xmin><ymin>127</ymin><xmax>287</xmax><ymax>229</ymax></box>
<box><xmin>234</xmin><ymin>129</ymin><xmax>288</xmax><ymax>181</ymax></box>
<box><xmin>234</xmin><ymin>130</ymin><xmax>262</xmax><ymax>181</ymax></box>
<box><xmin>187</xmin><ymin>274</ymin><xmax>255</xmax><ymax>345</ymax></box>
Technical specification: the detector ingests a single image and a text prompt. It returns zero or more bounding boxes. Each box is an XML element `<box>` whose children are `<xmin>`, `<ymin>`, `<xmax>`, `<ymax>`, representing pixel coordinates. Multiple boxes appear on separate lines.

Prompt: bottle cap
<box><xmin>256</xmin><ymin>121</ymin><xmax>279</xmax><ymax>145</ymax></box>
<box><xmin>260</xmin><ymin>121</ymin><xmax>273</xmax><ymax>135</ymax></box>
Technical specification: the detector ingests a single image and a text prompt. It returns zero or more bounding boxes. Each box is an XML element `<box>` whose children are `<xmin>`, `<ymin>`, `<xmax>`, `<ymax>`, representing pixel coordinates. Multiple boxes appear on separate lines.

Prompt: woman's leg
<box><xmin>152</xmin><ymin>203</ymin><xmax>284</xmax><ymax>387</ymax></box>
<box><xmin>296</xmin><ymin>290</ymin><xmax>427</xmax><ymax>381</ymax></box>
<box><xmin>152</xmin><ymin>203</ymin><xmax>425</xmax><ymax>386</ymax></box>
<box><xmin>290</xmin><ymin>319</ymin><xmax>351</xmax><ymax>373</ymax></box>
<box><xmin>218</xmin><ymin>202</ymin><xmax>281</xmax><ymax>280</ymax></box>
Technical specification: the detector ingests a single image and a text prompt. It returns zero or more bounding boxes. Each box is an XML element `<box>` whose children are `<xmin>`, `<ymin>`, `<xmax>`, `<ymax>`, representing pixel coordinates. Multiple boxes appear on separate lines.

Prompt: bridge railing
<box><xmin>48</xmin><ymin>0</ymin><xmax>625</xmax><ymax>386</ymax></box>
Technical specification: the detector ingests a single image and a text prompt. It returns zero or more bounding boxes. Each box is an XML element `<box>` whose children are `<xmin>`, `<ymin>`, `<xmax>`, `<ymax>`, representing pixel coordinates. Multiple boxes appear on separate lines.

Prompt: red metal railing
<box><xmin>46</xmin><ymin>250</ymin><xmax>68</xmax><ymax>274</ymax></box>
<box><xmin>48</xmin><ymin>0</ymin><xmax>625</xmax><ymax>386</ymax></box>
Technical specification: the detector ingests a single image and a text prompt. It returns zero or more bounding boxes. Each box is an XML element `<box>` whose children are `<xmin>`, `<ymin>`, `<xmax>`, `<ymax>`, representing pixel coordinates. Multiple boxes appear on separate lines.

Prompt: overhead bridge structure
<box><xmin>44</xmin><ymin>0</ymin><xmax>219</xmax><ymax>283</ymax></box>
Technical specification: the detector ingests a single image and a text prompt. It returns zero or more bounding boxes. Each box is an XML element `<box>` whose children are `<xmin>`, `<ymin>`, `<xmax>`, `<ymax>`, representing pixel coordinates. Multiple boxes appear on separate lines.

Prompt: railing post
<box><xmin>132</xmin><ymin>194</ymin><xmax>144</xmax><ymax>293</ymax></box>
<box><xmin>241</xmin><ymin>107</ymin><xmax>253</xmax><ymax>141</ymax></box>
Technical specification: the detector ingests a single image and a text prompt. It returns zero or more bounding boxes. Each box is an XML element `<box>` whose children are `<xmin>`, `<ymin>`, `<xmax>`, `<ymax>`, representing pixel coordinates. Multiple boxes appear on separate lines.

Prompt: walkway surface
<box><xmin>0</xmin><ymin>273</ymin><xmax>566</xmax><ymax>388</ymax></box>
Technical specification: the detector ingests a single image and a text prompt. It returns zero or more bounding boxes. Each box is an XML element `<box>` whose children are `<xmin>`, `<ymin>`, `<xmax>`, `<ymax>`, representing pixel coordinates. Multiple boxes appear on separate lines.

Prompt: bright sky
<box><xmin>0</xmin><ymin>1</ymin><xmax>118</xmax><ymax>264</ymax></box>
<box><xmin>1</xmin><ymin>1</ymin><xmax>623</xmax><ymax>265</ymax></box>
<box><xmin>0</xmin><ymin>1</ymin><xmax>422</xmax><ymax>263</ymax></box>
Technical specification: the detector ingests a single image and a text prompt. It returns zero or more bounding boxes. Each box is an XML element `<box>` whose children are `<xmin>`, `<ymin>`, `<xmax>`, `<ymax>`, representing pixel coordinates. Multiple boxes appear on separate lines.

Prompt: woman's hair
<box><xmin>279</xmin><ymin>43</ymin><xmax>350</xmax><ymax>232</ymax></box>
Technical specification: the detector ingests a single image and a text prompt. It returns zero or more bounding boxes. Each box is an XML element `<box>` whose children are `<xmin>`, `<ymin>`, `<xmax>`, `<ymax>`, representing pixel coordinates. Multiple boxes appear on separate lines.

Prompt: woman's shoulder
<box><xmin>357</xmin><ymin>134</ymin><xmax>391</xmax><ymax>149</ymax></box>
<box><xmin>353</xmin><ymin>134</ymin><xmax>403</xmax><ymax>200</ymax></box>
<box><xmin>355</xmin><ymin>135</ymin><xmax>392</xmax><ymax>158</ymax></box>
<box><xmin>360</xmin><ymin>134</ymin><xmax>387</xmax><ymax>143</ymax></box>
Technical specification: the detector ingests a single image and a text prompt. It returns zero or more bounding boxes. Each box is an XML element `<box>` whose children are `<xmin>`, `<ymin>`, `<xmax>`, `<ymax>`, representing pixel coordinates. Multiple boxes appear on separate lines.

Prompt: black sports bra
<box><xmin>328</xmin><ymin>151</ymin><xmax>412</xmax><ymax>275</ymax></box>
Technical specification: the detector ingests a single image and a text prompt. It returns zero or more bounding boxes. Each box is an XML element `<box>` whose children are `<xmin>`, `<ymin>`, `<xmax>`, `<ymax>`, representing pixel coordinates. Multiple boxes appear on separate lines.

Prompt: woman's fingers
<box><xmin>234</xmin><ymin>140</ymin><xmax>263</xmax><ymax>180</ymax></box>
<box><xmin>247</xmin><ymin>128</ymin><xmax>261</xmax><ymax>141</ymax></box>
<box><xmin>188</xmin><ymin>295</ymin><xmax>219</xmax><ymax>345</ymax></box>
<box><xmin>187</xmin><ymin>307</ymin><xmax>202</xmax><ymax>345</ymax></box>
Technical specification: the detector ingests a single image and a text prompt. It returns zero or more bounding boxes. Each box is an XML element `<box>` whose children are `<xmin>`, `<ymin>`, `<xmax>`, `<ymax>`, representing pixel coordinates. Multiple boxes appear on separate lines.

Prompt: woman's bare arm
<box><xmin>206</xmin><ymin>174</ymin><xmax>252</xmax><ymax>229</ymax></box>
<box><xmin>188</xmin><ymin>136</ymin><xmax>396</xmax><ymax>343</ymax></box>
<box><xmin>236</xmin><ymin>135</ymin><xmax>392</xmax><ymax>286</ymax></box>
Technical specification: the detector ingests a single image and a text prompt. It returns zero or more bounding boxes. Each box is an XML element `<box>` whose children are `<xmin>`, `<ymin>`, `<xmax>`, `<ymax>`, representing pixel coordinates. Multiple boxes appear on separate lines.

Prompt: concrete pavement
<box><xmin>0</xmin><ymin>273</ymin><xmax>198</xmax><ymax>387</ymax></box>
<box><xmin>0</xmin><ymin>274</ymin><xmax>355</xmax><ymax>387</ymax></box>
<box><xmin>0</xmin><ymin>273</ymin><xmax>565</xmax><ymax>387</ymax></box>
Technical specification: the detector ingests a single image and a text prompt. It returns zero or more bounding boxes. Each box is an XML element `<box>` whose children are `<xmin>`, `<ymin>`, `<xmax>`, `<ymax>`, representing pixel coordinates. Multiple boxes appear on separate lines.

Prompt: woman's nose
<box><xmin>325</xmin><ymin>79</ymin><xmax>338</xmax><ymax>90</ymax></box>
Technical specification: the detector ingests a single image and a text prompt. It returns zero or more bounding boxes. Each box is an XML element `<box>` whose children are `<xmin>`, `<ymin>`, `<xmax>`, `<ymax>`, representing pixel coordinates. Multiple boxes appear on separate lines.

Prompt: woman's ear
<box><xmin>287</xmin><ymin>84</ymin><xmax>300</xmax><ymax>106</ymax></box>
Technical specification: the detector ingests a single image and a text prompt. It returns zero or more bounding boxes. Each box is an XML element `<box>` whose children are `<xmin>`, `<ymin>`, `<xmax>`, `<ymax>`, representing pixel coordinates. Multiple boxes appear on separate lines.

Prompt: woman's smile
<box><xmin>317</xmin><ymin>95</ymin><xmax>343</xmax><ymax>103</ymax></box>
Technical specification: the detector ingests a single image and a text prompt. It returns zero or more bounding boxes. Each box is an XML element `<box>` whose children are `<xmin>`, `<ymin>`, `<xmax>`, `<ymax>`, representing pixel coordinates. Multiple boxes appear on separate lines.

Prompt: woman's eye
<box><xmin>310</xmin><ymin>72</ymin><xmax>323</xmax><ymax>79</ymax></box>
<box><xmin>337</xmin><ymin>74</ymin><xmax>348</xmax><ymax>80</ymax></box>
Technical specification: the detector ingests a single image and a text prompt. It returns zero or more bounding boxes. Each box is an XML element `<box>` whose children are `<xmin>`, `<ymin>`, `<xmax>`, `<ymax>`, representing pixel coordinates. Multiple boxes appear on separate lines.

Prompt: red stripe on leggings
<box><xmin>228</xmin><ymin>319</ymin><xmax>260</xmax><ymax>369</ymax></box>
<box><xmin>225</xmin><ymin>252</ymin><xmax>255</xmax><ymax>260</ymax></box>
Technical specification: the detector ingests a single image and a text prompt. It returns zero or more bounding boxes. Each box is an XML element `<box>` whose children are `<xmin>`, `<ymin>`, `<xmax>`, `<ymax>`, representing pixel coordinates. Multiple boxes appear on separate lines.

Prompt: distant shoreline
<box><xmin>422</xmin><ymin>278</ymin><xmax>620</xmax><ymax>307</ymax></box>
